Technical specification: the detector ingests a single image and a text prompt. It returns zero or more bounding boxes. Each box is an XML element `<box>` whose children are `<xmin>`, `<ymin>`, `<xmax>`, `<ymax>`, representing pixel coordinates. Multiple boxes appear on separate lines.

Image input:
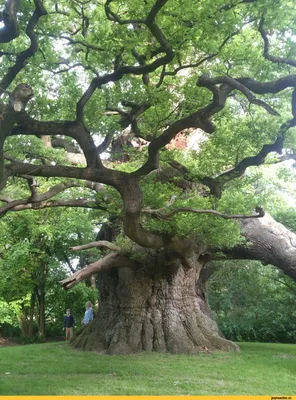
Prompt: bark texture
<box><xmin>229</xmin><ymin>212</ymin><xmax>296</xmax><ymax>281</ymax></box>
<box><xmin>72</xmin><ymin>255</ymin><xmax>238</xmax><ymax>354</ymax></box>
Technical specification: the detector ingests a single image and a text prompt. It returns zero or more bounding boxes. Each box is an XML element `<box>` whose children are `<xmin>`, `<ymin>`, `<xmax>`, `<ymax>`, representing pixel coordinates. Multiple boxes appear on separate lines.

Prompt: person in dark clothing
<box><xmin>63</xmin><ymin>309</ymin><xmax>75</xmax><ymax>340</ymax></box>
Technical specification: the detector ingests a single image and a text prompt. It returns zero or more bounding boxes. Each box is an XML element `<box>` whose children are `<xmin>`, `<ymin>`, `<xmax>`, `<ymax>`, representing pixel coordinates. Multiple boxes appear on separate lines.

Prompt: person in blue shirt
<box><xmin>82</xmin><ymin>301</ymin><xmax>94</xmax><ymax>325</ymax></box>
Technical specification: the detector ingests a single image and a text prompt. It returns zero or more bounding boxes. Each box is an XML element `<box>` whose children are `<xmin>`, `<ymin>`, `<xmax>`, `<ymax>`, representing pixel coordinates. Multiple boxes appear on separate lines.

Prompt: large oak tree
<box><xmin>1</xmin><ymin>0</ymin><xmax>296</xmax><ymax>354</ymax></box>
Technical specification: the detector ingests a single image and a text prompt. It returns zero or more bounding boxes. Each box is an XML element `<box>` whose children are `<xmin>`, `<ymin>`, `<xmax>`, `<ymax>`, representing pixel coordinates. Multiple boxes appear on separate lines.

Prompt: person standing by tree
<box><xmin>63</xmin><ymin>309</ymin><xmax>75</xmax><ymax>341</ymax></box>
<box><xmin>82</xmin><ymin>301</ymin><xmax>94</xmax><ymax>326</ymax></box>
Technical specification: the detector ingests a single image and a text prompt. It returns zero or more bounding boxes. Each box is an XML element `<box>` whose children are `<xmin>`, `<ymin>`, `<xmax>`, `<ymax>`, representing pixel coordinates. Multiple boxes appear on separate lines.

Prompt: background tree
<box><xmin>1</xmin><ymin>0</ymin><xmax>296</xmax><ymax>354</ymax></box>
<box><xmin>208</xmin><ymin>162</ymin><xmax>296</xmax><ymax>343</ymax></box>
<box><xmin>208</xmin><ymin>260</ymin><xmax>296</xmax><ymax>343</ymax></box>
<box><xmin>0</xmin><ymin>207</ymin><xmax>98</xmax><ymax>339</ymax></box>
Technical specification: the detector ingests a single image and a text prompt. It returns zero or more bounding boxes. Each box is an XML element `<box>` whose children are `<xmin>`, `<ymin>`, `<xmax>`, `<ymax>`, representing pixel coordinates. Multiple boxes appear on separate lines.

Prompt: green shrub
<box><xmin>0</xmin><ymin>322</ymin><xmax>22</xmax><ymax>338</ymax></box>
<box><xmin>18</xmin><ymin>334</ymin><xmax>45</xmax><ymax>345</ymax></box>
<box><xmin>208</xmin><ymin>261</ymin><xmax>296</xmax><ymax>344</ymax></box>
<box><xmin>219</xmin><ymin>319</ymin><xmax>296</xmax><ymax>343</ymax></box>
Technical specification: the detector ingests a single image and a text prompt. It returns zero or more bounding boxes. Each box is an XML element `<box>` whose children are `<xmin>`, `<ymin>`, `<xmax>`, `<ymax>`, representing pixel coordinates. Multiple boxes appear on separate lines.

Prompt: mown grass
<box><xmin>0</xmin><ymin>341</ymin><xmax>295</xmax><ymax>395</ymax></box>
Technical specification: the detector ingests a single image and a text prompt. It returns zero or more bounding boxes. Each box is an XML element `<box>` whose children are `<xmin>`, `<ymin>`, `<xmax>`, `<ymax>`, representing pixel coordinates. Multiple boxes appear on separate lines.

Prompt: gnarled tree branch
<box><xmin>0</xmin><ymin>0</ymin><xmax>47</xmax><ymax>92</ymax></box>
<box><xmin>69</xmin><ymin>240</ymin><xmax>120</xmax><ymax>252</ymax></box>
<box><xmin>258</xmin><ymin>17</ymin><xmax>296</xmax><ymax>68</ymax></box>
<box><xmin>202</xmin><ymin>117</ymin><xmax>296</xmax><ymax>197</ymax></box>
<box><xmin>76</xmin><ymin>0</ymin><xmax>173</xmax><ymax>122</ymax></box>
<box><xmin>12</xmin><ymin>115</ymin><xmax>101</xmax><ymax>168</ymax></box>
<box><xmin>143</xmin><ymin>206</ymin><xmax>265</xmax><ymax>221</ymax></box>
<box><xmin>0</xmin><ymin>179</ymin><xmax>107</xmax><ymax>218</ymax></box>
<box><xmin>196</xmin><ymin>74</ymin><xmax>280</xmax><ymax>116</ymax></box>
<box><xmin>59</xmin><ymin>252</ymin><xmax>135</xmax><ymax>290</ymax></box>
<box><xmin>0</xmin><ymin>198</ymin><xmax>105</xmax><ymax>217</ymax></box>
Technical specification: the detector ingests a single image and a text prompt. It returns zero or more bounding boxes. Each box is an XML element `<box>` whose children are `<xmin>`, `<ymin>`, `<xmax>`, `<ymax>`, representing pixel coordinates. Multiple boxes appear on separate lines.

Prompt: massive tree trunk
<box><xmin>70</xmin><ymin>214</ymin><xmax>296</xmax><ymax>354</ymax></box>
<box><xmin>65</xmin><ymin>212</ymin><xmax>296</xmax><ymax>354</ymax></box>
<box><xmin>72</xmin><ymin>254</ymin><xmax>238</xmax><ymax>354</ymax></box>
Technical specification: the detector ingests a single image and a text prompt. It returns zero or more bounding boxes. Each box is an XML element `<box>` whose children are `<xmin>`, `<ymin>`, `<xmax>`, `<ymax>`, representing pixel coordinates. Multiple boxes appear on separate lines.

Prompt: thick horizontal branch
<box><xmin>69</xmin><ymin>240</ymin><xmax>120</xmax><ymax>252</ymax></box>
<box><xmin>0</xmin><ymin>179</ymin><xmax>107</xmax><ymax>217</ymax></box>
<box><xmin>3</xmin><ymin>159</ymin><xmax>168</xmax><ymax>250</ymax></box>
<box><xmin>12</xmin><ymin>116</ymin><xmax>100</xmax><ymax>168</ymax></box>
<box><xmin>197</xmin><ymin>75</ymin><xmax>280</xmax><ymax>116</ymax></box>
<box><xmin>236</xmin><ymin>75</ymin><xmax>296</xmax><ymax>94</ymax></box>
<box><xmin>59</xmin><ymin>252</ymin><xmax>134</xmax><ymax>290</ymax></box>
<box><xmin>0</xmin><ymin>198</ymin><xmax>105</xmax><ymax>217</ymax></box>
<box><xmin>28</xmin><ymin>180</ymin><xmax>104</xmax><ymax>202</ymax></box>
<box><xmin>224</xmin><ymin>212</ymin><xmax>296</xmax><ymax>282</ymax></box>
<box><xmin>0</xmin><ymin>198</ymin><xmax>27</xmax><ymax>217</ymax></box>
<box><xmin>3</xmin><ymin>161</ymin><xmax>128</xmax><ymax>191</ymax></box>
<box><xmin>144</xmin><ymin>206</ymin><xmax>265</xmax><ymax>221</ymax></box>
<box><xmin>36</xmin><ymin>180</ymin><xmax>105</xmax><ymax>202</ymax></box>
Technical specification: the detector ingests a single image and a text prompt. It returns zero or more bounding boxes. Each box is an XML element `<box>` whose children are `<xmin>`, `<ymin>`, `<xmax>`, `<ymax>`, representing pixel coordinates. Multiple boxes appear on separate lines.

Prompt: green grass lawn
<box><xmin>0</xmin><ymin>341</ymin><xmax>295</xmax><ymax>395</ymax></box>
